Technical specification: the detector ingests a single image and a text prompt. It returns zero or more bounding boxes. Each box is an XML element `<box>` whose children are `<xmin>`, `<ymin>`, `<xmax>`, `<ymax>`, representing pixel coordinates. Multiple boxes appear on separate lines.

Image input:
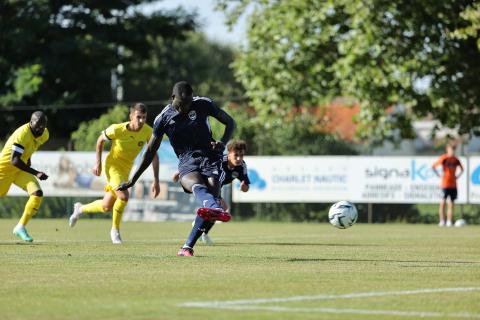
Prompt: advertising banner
<box><xmin>347</xmin><ymin>156</ymin><xmax>467</xmax><ymax>204</ymax></box>
<box><xmin>468</xmin><ymin>157</ymin><xmax>480</xmax><ymax>204</ymax></box>
<box><xmin>6</xmin><ymin>151</ymin><xmax>469</xmax><ymax>205</ymax></box>
<box><xmin>232</xmin><ymin>156</ymin><xmax>349</xmax><ymax>203</ymax></box>
<box><xmin>6</xmin><ymin>141</ymin><xmax>179</xmax><ymax>197</ymax></box>
<box><xmin>233</xmin><ymin>156</ymin><xmax>467</xmax><ymax>204</ymax></box>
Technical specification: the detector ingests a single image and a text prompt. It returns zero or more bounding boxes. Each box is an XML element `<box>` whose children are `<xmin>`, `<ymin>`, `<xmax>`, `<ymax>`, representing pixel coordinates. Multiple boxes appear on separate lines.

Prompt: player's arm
<box><xmin>10</xmin><ymin>149</ymin><xmax>48</xmax><ymax>180</ymax></box>
<box><xmin>240</xmin><ymin>180</ymin><xmax>250</xmax><ymax>192</ymax></box>
<box><xmin>239</xmin><ymin>161</ymin><xmax>250</xmax><ymax>192</ymax></box>
<box><xmin>456</xmin><ymin>161</ymin><xmax>464</xmax><ymax>179</ymax></box>
<box><xmin>151</xmin><ymin>152</ymin><xmax>160</xmax><ymax>197</ymax></box>
<box><xmin>211</xmin><ymin>109</ymin><xmax>236</xmax><ymax>152</ymax></box>
<box><xmin>92</xmin><ymin>133</ymin><xmax>106</xmax><ymax>176</ymax></box>
<box><xmin>172</xmin><ymin>171</ymin><xmax>180</xmax><ymax>183</ymax></box>
<box><xmin>431</xmin><ymin>158</ymin><xmax>442</xmax><ymax>177</ymax></box>
<box><xmin>117</xmin><ymin>134</ymin><xmax>162</xmax><ymax>191</ymax></box>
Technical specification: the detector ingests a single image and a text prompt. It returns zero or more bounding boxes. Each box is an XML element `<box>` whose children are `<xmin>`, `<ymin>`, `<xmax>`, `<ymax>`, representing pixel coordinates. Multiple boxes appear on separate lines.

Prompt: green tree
<box><xmin>72</xmin><ymin>31</ymin><xmax>245</xmax><ymax>151</ymax></box>
<box><xmin>124</xmin><ymin>32</ymin><xmax>244</xmax><ymax>102</ymax></box>
<box><xmin>216</xmin><ymin>0</ymin><xmax>480</xmax><ymax>145</ymax></box>
<box><xmin>0</xmin><ymin>64</ymin><xmax>43</xmax><ymax>106</ymax></box>
<box><xmin>71</xmin><ymin>105</ymin><xmax>129</xmax><ymax>151</ymax></box>
<box><xmin>0</xmin><ymin>1</ymin><xmax>195</xmax><ymax>139</ymax></box>
<box><xmin>453</xmin><ymin>2</ymin><xmax>480</xmax><ymax>50</ymax></box>
<box><xmin>210</xmin><ymin>103</ymin><xmax>357</xmax><ymax>155</ymax></box>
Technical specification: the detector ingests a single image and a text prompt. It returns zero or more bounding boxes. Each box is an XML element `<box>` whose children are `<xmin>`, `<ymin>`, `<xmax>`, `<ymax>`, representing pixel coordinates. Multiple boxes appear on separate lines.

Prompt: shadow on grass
<box><xmin>0</xmin><ymin>241</ymin><xmax>43</xmax><ymax>245</ymax></box>
<box><xmin>215</xmin><ymin>242</ymin><xmax>379</xmax><ymax>247</ymax></box>
<box><xmin>286</xmin><ymin>257</ymin><xmax>480</xmax><ymax>265</ymax></box>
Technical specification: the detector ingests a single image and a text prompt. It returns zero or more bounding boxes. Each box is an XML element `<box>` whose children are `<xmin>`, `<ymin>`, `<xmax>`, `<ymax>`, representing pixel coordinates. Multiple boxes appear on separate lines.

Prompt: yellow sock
<box><xmin>112</xmin><ymin>199</ymin><xmax>127</xmax><ymax>229</ymax></box>
<box><xmin>19</xmin><ymin>195</ymin><xmax>42</xmax><ymax>226</ymax></box>
<box><xmin>81</xmin><ymin>200</ymin><xmax>107</xmax><ymax>214</ymax></box>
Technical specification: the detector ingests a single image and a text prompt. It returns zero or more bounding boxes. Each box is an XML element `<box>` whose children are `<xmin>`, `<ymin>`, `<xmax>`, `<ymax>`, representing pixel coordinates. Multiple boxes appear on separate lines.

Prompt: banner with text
<box><xmin>233</xmin><ymin>156</ymin><xmax>467</xmax><ymax>204</ymax></box>
<box><xmin>468</xmin><ymin>157</ymin><xmax>480</xmax><ymax>204</ymax></box>
<box><xmin>6</xmin><ymin>142</ymin><xmax>179</xmax><ymax>197</ymax></box>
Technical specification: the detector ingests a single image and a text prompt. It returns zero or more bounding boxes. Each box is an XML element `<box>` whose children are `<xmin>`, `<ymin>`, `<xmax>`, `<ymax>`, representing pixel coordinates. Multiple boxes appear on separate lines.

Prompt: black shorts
<box><xmin>178</xmin><ymin>151</ymin><xmax>223</xmax><ymax>192</ymax></box>
<box><xmin>442</xmin><ymin>188</ymin><xmax>457</xmax><ymax>201</ymax></box>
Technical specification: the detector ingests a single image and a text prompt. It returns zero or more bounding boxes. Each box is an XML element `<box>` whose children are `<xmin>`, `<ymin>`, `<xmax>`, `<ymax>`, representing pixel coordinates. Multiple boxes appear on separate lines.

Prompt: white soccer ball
<box><xmin>328</xmin><ymin>201</ymin><xmax>358</xmax><ymax>229</ymax></box>
<box><xmin>454</xmin><ymin>219</ymin><xmax>467</xmax><ymax>227</ymax></box>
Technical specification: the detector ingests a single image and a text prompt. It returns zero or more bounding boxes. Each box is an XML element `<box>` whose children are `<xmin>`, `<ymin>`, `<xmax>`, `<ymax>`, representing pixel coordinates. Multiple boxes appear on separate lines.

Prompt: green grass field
<box><xmin>1</xmin><ymin>219</ymin><xmax>479</xmax><ymax>320</ymax></box>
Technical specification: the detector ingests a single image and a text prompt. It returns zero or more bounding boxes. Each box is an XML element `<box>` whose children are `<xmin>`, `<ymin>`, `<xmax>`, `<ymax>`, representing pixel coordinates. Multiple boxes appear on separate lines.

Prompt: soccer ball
<box><xmin>328</xmin><ymin>201</ymin><xmax>358</xmax><ymax>229</ymax></box>
<box><xmin>454</xmin><ymin>219</ymin><xmax>467</xmax><ymax>227</ymax></box>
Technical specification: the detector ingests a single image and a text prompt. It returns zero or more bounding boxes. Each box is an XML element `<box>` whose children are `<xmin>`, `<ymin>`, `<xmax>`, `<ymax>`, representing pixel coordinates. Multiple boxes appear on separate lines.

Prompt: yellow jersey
<box><xmin>103</xmin><ymin>122</ymin><xmax>152</xmax><ymax>172</ymax></box>
<box><xmin>0</xmin><ymin>123</ymin><xmax>49</xmax><ymax>172</ymax></box>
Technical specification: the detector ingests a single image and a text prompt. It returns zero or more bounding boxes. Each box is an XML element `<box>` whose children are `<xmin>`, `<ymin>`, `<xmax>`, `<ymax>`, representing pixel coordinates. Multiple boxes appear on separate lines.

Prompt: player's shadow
<box><xmin>217</xmin><ymin>242</ymin><xmax>379</xmax><ymax>247</ymax></box>
<box><xmin>285</xmin><ymin>257</ymin><xmax>480</xmax><ymax>265</ymax></box>
<box><xmin>0</xmin><ymin>242</ymin><xmax>43</xmax><ymax>246</ymax></box>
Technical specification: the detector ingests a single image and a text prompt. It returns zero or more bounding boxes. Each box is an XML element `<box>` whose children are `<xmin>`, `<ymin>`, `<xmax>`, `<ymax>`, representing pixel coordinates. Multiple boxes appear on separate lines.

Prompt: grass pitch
<box><xmin>1</xmin><ymin>219</ymin><xmax>479</xmax><ymax>320</ymax></box>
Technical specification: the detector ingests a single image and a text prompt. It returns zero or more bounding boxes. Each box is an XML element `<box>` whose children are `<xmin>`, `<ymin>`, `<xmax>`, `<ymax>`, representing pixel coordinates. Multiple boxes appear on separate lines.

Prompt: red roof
<box><xmin>316</xmin><ymin>101</ymin><xmax>360</xmax><ymax>141</ymax></box>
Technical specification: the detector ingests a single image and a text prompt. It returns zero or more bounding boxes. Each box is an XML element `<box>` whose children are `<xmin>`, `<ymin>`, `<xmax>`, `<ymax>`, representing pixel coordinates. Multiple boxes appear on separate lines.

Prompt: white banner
<box><xmin>468</xmin><ymin>157</ymin><xmax>480</xmax><ymax>204</ymax></box>
<box><xmin>233</xmin><ymin>156</ymin><xmax>467</xmax><ymax>204</ymax></box>
<box><xmin>6</xmin><ymin>152</ymin><xmax>470</xmax><ymax>205</ymax></box>
<box><xmin>233</xmin><ymin>156</ymin><xmax>349</xmax><ymax>203</ymax></box>
<box><xmin>6</xmin><ymin>141</ymin><xmax>179</xmax><ymax>197</ymax></box>
<box><xmin>347</xmin><ymin>156</ymin><xmax>467</xmax><ymax>204</ymax></box>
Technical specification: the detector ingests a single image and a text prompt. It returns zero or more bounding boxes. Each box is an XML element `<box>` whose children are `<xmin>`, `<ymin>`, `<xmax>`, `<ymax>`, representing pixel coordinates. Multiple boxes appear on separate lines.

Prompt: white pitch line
<box><xmin>182</xmin><ymin>287</ymin><xmax>480</xmax><ymax>307</ymax></box>
<box><xmin>190</xmin><ymin>305</ymin><xmax>480</xmax><ymax>319</ymax></box>
<box><xmin>179</xmin><ymin>287</ymin><xmax>480</xmax><ymax>318</ymax></box>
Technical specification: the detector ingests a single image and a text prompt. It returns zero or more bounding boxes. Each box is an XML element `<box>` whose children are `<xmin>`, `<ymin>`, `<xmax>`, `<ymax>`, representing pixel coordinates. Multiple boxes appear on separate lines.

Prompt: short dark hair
<box><xmin>130</xmin><ymin>102</ymin><xmax>147</xmax><ymax>114</ymax></box>
<box><xmin>172</xmin><ymin>81</ymin><xmax>193</xmax><ymax>100</ymax></box>
<box><xmin>227</xmin><ymin>139</ymin><xmax>247</xmax><ymax>153</ymax></box>
<box><xmin>31</xmin><ymin>110</ymin><xmax>47</xmax><ymax>122</ymax></box>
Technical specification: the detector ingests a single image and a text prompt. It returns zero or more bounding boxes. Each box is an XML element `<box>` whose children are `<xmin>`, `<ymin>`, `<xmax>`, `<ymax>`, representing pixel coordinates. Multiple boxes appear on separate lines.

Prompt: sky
<box><xmin>141</xmin><ymin>0</ymin><xmax>247</xmax><ymax>45</ymax></box>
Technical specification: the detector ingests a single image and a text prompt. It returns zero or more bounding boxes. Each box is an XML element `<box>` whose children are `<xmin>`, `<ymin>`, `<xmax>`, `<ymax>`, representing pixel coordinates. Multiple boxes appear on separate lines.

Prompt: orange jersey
<box><xmin>432</xmin><ymin>154</ymin><xmax>463</xmax><ymax>188</ymax></box>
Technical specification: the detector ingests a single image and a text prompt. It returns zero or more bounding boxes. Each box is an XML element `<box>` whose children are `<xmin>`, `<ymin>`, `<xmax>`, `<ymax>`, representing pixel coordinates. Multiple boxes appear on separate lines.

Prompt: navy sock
<box><xmin>192</xmin><ymin>184</ymin><xmax>221</xmax><ymax>209</ymax></box>
<box><xmin>203</xmin><ymin>222</ymin><xmax>215</xmax><ymax>235</ymax></box>
<box><xmin>185</xmin><ymin>215</ymin><xmax>215</xmax><ymax>248</ymax></box>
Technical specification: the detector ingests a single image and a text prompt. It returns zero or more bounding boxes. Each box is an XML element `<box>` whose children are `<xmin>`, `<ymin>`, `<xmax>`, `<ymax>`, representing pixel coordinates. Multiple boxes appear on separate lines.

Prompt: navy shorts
<box><xmin>178</xmin><ymin>151</ymin><xmax>223</xmax><ymax>192</ymax></box>
<box><xmin>442</xmin><ymin>188</ymin><xmax>457</xmax><ymax>201</ymax></box>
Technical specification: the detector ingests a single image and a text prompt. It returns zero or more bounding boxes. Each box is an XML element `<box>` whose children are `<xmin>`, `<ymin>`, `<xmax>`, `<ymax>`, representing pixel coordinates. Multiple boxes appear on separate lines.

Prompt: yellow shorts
<box><xmin>104</xmin><ymin>164</ymin><xmax>130</xmax><ymax>196</ymax></box>
<box><xmin>0</xmin><ymin>169</ymin><xmax>41</xmax><ymax>197</ymax></box>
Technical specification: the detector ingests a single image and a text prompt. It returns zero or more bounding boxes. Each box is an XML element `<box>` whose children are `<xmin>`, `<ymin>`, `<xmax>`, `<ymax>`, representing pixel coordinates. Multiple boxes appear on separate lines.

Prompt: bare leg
<box><xmin>438</xmin><ymin>199</ymin><xmax>446</xmax><ymax>226</ymax></box>
<box><xmin>102</xmin><ymin>192</ymin><xmax>117</xmax><ymax>211</ymax></box>
<box><xmin>180</xmin><ymin>171</ymin><xmax>204</xmax><ymax>192</ymax></box>
<box><xmin>447</xmin><ymin>200</ymin><xmax>454</xmax><ymax>224</ymax></box>
<box><xmin>206</xmin><ymin>176</ymin><xmax>221</xmax><ymax>198</ymax></box>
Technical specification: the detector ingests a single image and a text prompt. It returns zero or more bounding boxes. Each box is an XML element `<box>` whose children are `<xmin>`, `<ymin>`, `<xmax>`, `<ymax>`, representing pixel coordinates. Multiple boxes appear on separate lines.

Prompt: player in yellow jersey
<box><xmin>0</xmin><ymin>111</ymin><xmax>49</xmax><ymax>242</ymax></box>
<box><xmin>68</xmin><ymin>103</ymin><xmax>160</xmax><ymax>244</ymax></box>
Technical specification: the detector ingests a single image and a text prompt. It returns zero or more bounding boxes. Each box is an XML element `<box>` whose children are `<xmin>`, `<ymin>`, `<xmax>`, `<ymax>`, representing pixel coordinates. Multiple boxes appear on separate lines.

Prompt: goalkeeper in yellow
<box><xmin>0</xmin><ymin>111</ymin><xmax>49</xmax><ymax>242</ymax></box>
<box><xmin>69</xmin><ymin>103</ymin><xmax>160</xmax><ymax>244</ymax></box>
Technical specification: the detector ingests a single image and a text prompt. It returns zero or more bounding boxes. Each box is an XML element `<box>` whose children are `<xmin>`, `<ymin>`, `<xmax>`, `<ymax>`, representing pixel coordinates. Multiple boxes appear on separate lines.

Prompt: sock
<box><xmin>19</xmin><ymin>195</ymin><xmax>42</xmax><ymax>226</ymax></box>
<box><xmin>112</xmin><ymin>199</ymin><xmax>127</xmax><ymax>230</ymax></box>
<box><xmin>81</xmin><ymin>200</ymin><xmax>107</xmax><ymax>214</ymax></box>
<box><xmin>203</xmin><ymin>222</ymin><xmax>215</xmax><ymax>235</ymax></box>
<box><xmin>184</xmin><ymin>215</ymin><xmax>215</xmax><ymax>248</ymax></box>
<box><xmin>192</xmin><ymin>184</ymin><xmax>221</xmax><ymax>209</ymax></box>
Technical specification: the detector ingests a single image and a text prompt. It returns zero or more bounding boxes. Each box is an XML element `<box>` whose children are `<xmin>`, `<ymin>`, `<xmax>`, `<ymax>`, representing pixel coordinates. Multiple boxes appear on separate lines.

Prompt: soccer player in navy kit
<box><xmin>173</xmin><ymin>139</ymin><xmax>250</xmax><ymax>244</ymax></box>
<box><xmin>204</xmin><ymin>139</ymin><xmax>250</xmax><ymax>244</ymax></box>
<box><xmin>117</xmin><ymin>81</ymin><xmax>236</xmax><ymax>256</ymax></box>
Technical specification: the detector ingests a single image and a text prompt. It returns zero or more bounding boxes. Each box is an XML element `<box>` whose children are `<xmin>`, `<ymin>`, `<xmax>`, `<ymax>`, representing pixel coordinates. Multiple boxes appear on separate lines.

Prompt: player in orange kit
<box><xmin>432</xmin><ymin>142</ymin><xmax>464</xmax><ymax>227</ymax></box>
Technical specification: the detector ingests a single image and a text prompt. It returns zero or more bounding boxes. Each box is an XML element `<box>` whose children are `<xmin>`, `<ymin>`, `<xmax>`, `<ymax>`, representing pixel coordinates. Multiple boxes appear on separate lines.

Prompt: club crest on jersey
<box><xmin>188</xmin><ymin>110</ymin><xmax>197</xmax><ymax>120</ymax></box>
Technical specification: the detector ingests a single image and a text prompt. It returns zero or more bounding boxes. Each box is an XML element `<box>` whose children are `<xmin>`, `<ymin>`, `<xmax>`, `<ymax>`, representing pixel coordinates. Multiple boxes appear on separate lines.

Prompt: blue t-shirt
<box><xmin>153</xmin><ymin>97</ymin><xmax>220</xmax><ymax>158</ymax></box>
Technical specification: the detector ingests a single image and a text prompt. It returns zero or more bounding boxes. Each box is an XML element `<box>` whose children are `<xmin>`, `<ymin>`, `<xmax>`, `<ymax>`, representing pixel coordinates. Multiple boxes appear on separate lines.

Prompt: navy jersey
<box><xmin>219</xmin><ymin>155</ymin><xmax>250</xmax><ymax>186</ymax></box>
<box><xmin>153</xmin><ymin>97</ymin><xmax>221</xmax><ymax>158</ymax></box>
